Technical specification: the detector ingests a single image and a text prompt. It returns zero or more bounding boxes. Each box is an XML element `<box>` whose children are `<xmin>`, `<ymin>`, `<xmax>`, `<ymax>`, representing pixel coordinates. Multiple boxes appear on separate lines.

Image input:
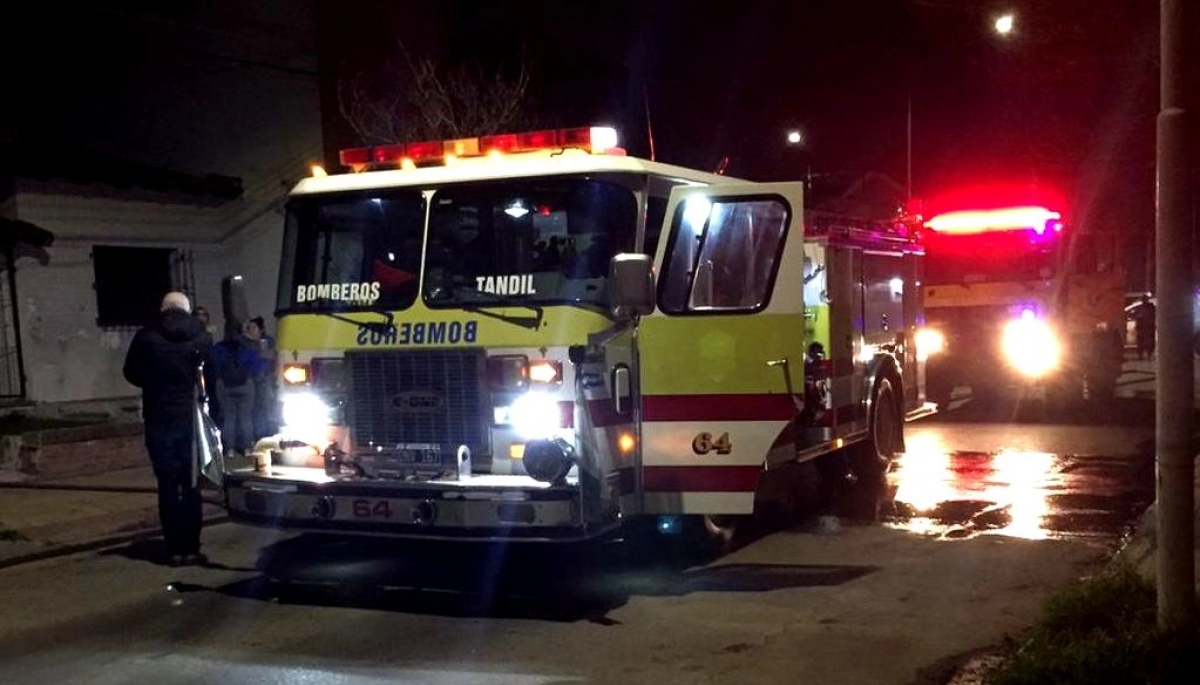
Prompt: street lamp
<box><xmin>784</xmin><ymin>129</ymin><xmax>812</xmax><ymax>190</ymax></box>
<box><xmin>994</xmin><ymin>13</ymin><xmax>1015</xmax><ymax>36</ymax></box>
<box><xmin>906</xmin><ymin>13</ymin><xmax>1017</xmax><ymax>199</ymax></box>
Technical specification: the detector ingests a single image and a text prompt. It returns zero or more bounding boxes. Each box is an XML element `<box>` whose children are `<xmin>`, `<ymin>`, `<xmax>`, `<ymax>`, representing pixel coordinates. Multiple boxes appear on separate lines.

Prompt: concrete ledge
<box><xmin>32</xmin><ymin>421</ymin><xmax>144</xmax><ymax>445</ymax></box>
<box><xmin>1</xmin><ymin>423</ymin><xmax>147</xmax><ymax>482</ymax></box>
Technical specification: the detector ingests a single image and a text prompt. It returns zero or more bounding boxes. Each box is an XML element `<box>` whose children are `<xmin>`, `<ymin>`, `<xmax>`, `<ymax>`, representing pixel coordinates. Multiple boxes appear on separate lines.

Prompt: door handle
<box><xmin>612</xmin><ymin>365</ymin><xmax>631</xmax><ymax>415</ymax></box>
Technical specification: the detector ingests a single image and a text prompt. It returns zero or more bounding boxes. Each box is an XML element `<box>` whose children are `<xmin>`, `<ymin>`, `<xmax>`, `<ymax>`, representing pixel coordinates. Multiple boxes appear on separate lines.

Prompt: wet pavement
<box><xmin>878</xmin><ymin>392</ymin><xmax>1157</xmax><ymax>543</ymax></box>
<box><xmin>881</xmin><ymin>443</ymin><xmax>1153</xmax><ymax>541</ymax></box>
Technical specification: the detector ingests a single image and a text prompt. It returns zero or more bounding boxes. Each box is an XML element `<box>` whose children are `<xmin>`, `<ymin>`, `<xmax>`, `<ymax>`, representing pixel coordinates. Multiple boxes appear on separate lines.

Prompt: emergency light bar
<box><xmin>338</xmin><ymin>126</ymin><xmax>622</xmax><ymax>172</ymax></box>
<box><xmin>924</xmin><ymin>206</ymin><xmax>1063</xmax><ymax>235</ymax></box>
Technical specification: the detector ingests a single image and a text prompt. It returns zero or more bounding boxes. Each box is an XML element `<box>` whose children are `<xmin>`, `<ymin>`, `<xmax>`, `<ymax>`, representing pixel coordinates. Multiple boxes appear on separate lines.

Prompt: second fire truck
<box><xmin>918</xmin><ymin>187</ymin><xmax>1126</xmax><ymax>407</ymax></box>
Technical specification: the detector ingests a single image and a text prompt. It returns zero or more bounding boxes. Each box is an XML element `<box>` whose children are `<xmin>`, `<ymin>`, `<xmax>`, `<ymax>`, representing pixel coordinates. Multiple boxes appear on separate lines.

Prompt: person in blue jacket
<box><xmin>212</xmin><ymin>320</ymin><xmax>267</xmax><ymax>458</ymax></box>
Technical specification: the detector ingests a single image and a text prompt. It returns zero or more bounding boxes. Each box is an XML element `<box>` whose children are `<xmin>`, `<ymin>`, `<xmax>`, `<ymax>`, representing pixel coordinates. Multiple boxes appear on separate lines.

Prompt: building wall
<box><xmin>12</xmin><ymin>188</ymin><xmax>301</xmax><ymax>404</ymax></box>
<box><xmin>4</xmin><ymin>0</ymin><xmax>320</xmax><ymax>405</ymax></box>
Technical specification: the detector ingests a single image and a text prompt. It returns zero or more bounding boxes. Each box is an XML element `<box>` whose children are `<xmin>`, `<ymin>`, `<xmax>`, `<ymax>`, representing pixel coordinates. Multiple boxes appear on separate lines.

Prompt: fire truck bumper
<box><xmin>224</xmin><ymin>469</ymin><xmax>619</xmax><ymax>543</ymax></box>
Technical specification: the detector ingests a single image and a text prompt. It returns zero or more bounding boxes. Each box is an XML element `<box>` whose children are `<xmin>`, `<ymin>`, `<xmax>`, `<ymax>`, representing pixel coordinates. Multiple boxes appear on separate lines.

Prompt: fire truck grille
<box><xmin>345</xmin><ymin>349</ymin><xmax>489</xmax><ymax>456</ymax></box>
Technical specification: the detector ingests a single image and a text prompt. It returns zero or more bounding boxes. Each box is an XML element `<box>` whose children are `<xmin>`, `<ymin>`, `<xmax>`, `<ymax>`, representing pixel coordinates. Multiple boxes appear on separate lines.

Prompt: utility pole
<box><xmin>906</xmin><ymin>93</ymin><xmax>913</xmax><ymax>200</ymax></box>
<box><xmin>1155</xmin><ymin>0</ymin><xmax>1195</xmax><ymax>631</ymax></box>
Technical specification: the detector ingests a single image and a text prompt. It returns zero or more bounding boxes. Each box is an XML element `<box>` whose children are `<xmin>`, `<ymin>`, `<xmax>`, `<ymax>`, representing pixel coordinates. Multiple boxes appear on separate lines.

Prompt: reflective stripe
<box><xmin>643</xmin><ymin>465</ymin><xmax>761</xmax><ymax>492</ymax></box>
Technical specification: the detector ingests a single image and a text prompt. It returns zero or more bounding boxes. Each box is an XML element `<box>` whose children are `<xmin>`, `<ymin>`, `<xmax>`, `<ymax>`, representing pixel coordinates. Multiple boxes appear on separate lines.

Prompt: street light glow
<box><xmin>786</xmin><ymin>130</ymin><xmax>803</xmax><ymax>145</ymax></box>
<box><xmin>994</xmin><ymin>13</ymin><xmax>1014</xmax><ymax>35</ymax></box>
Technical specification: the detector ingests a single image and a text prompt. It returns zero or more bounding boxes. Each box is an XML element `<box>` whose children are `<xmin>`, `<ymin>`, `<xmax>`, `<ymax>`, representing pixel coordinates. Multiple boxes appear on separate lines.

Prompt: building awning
<box><xmin>0</xmin><ymin>217</ymin><xmax>55</xmax><ymax>267</ymax></box>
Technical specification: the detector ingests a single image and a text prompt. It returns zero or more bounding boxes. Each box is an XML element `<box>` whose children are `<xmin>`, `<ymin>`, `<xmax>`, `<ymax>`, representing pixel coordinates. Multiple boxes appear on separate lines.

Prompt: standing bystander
<box><xmin>122</xmin><ymin>292</ymin><xmax>220</xmax><ymax>567</ymax></box>
<box><xmin>245</xmin><ymin>316</ymin><xmax>278</xmax><ymax>439</ymax></box>
<box><xmin>1133</xmin><ymin>294</ymin><xmax>1156</xmax><ymax>360</ymax></box>
<box><xmin>213</xmin><ymin>324</ymin><xmax>264</xmax><ymax>457</ymax></box>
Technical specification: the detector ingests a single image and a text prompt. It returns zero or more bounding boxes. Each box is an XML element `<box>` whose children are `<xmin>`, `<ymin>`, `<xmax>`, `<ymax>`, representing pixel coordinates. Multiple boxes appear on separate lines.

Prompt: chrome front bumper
<box><xmin>224</xmin><ymin>468</ymin><xmax>617</xmax><ymax>542</ymax></box>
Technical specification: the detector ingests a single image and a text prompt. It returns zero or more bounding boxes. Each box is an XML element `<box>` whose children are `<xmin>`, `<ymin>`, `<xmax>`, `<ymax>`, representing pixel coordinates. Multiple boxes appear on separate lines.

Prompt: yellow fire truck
<box><xmin>212</xmin><ymin>126</ymin><xmax>935</xmax><ymax>554</ymax></box>
<box><xmin>919</xmin><ymin>193</ymin><xmax>1126</xmax><ymax>407</ymax></box>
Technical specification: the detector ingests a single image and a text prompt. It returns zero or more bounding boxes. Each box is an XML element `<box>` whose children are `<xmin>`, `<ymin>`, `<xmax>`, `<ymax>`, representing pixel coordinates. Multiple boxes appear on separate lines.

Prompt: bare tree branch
<box><xmin>336</xmin><ymin>41</ymin><xmax>536</xmax><ymax>147</ymax></box>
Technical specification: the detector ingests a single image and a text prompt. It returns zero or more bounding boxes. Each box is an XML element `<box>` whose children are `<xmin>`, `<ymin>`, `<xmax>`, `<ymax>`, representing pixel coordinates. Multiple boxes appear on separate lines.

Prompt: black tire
<box><xmin>619</xmin><ymin>515</ymin><xmax>743</xmax><ymax>566</ymax></box>
<box><xmin>680</xmin><ymin>514</ymin><xmax>745</xmax><ymax>562</ymax></box>
<box><xmin>851</xmin><ymin>377</ymin><xmax>902</xmax><ymax>481</ymax></box>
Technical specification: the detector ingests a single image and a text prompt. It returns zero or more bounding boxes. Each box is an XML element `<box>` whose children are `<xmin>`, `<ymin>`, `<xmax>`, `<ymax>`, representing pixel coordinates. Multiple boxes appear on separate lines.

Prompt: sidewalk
<box><xmin>1113</xmin><ymin>354</ymin><xmax>1200</xmax><ymax>403</ymax></box>
<box><xmin>0</xmin><ymin>464</ymin><xmax>230</xmax><ymax>569</ymax></box>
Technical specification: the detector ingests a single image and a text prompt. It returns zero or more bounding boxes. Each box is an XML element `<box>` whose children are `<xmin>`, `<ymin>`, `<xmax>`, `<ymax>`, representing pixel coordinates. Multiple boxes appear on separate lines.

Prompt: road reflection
<box><xmin>882</xmin><ymin>432</ymin><xmax>1150</xmax><ymax>541</ymax></box>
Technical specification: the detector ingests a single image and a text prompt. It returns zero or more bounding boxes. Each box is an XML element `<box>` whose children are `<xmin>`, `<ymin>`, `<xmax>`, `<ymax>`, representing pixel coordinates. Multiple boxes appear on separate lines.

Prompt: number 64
<box><xmin>692</xmin><ymin>431</ymin><xmax>732</xmax><ymax>455</ymax></box>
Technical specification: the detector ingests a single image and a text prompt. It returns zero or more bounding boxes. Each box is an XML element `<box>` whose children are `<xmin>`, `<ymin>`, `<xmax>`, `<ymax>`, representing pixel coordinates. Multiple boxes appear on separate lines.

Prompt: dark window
<box><xmin>93</xmin><ymin>246</ymin><xmax>173</xmax><ymax>327</ymax></box>
<box><xmin>924</xmin><ymin>230</ymin><xmax>1062</xmax><ymax>284</ymax></box>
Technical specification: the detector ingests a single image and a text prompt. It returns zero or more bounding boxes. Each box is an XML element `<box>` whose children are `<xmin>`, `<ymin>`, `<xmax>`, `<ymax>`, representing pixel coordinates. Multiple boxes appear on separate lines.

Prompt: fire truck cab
<box><xmin>214</xmin><ymin>126</ymin><xmax>934</xmax><ymax>554</ymax></box>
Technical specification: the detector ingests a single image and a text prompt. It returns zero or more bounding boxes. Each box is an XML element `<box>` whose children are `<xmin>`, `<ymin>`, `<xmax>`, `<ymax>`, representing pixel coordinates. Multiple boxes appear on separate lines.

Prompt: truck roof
<box><xmin>290</xmin><ymin>150</ymin><xmax>746</xmax><ymax>196</ymax></box>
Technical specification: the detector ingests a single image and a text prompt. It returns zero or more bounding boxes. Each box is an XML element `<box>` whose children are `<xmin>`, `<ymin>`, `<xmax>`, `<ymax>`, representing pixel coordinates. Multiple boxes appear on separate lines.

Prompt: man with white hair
<box><xmin>123</xmin><ymin>291</ymin><xmax>221</xmax><ymax>567</ymax></box>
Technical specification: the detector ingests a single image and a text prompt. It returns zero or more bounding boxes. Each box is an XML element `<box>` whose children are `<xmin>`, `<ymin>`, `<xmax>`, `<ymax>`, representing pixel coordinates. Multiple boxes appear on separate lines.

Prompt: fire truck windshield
<box><xmin>422</xmin><ymin>177</ymin><xmax>636</xmax><ymax>308</ymax></box>
<box><xmin>279</xmin><ymin>190</ymin><xmax>427</xmax><ymax>313</ymax></box>
<box><xmin>278</xmin><ymin>178</ymin><xmax>638</xmax><ymax>315</ymax></box>
<box><xmin>924</xmin><ymin>230</ymin><xmax>1061</xmax><ymax>284</ymax></box>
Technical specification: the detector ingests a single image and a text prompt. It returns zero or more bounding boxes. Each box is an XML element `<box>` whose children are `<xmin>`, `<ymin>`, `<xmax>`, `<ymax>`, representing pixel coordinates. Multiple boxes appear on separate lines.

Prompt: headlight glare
<box><xmin>281</xmin><ymin>392</ymin><xmax>332</xmax><ymax>427</ymax></box>
<box><xmin>915</xmin><ymin>328</ymin><xmax>946</xmax><ymax>360</ymax></box>
<box><xmin>1000</xmin><ymin>317</ymin><xmax>1060</xmax><ymax>378</ymax></box>
<box><xmin>509</xmin><ymin>392</ymin><xmax>561</xmax><ymax>440</ymax></box>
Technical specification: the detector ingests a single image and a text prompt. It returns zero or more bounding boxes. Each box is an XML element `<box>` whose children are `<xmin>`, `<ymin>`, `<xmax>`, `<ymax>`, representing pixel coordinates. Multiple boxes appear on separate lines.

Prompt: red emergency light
<box><xmin>924</xmin><ymin>206</ymin><xmax>1063</xmax><ymax>235</ymax></box>
<box><xmin>337</xmin><ymin>126</ymin><xmax>623</xmax><ymax>172</ymax></box>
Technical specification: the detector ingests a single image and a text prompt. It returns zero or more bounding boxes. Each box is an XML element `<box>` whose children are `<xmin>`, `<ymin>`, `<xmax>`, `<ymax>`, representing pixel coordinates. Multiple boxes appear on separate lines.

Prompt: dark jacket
<box><xmin>212</xmin><ymin>336</ymin><xmax>268</xmax><ymax>388</ymax></box>
<box><xmin>123</xmin><ymin>308</ymin><xmax>220</xmax><ymax>425</ymax></box>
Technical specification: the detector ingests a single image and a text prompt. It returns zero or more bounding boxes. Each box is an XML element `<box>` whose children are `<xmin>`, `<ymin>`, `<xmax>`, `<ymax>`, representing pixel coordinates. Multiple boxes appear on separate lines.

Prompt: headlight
<box><xmin>508</xmin><ymin>392</ymin><xmax>561</xmax><ymax>441</ymax></box>
<box><xmin>1000</xmin><ymin>316</ymin><xmax>1060</xmax><ymax>378</ymax></box>
<box><xmin>915</xmin><ymin>328</ymin><xmax>946</xmax><ymax>360</ymax></box>
<box><xmin>281</xmin><ymin>392</ymin><xmax>332</xmax><ymax>427</ymax></box>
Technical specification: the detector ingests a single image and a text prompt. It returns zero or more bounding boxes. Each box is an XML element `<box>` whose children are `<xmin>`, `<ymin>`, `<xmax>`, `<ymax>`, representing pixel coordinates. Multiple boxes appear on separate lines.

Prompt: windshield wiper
<box><xmin>298</xmin><ymin>300</ymin><xmax>396</xmax><ymax>334</ymax></box>
<box><xmin>429</xmin><ymin>285</ymin><xmax>545</xmax><ymax>331</ymax></box>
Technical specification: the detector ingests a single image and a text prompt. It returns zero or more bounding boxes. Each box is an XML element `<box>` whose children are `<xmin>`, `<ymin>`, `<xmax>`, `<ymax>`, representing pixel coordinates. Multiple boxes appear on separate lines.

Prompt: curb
<box><xmin>0</xmin><ymin>483</ymin><xmax>159</xmax><ymax>494</ymax></box>
<box><xmin>0</xmin><ymin>510</ymin><xmax>229</xmax><ymax>571</ymax></box>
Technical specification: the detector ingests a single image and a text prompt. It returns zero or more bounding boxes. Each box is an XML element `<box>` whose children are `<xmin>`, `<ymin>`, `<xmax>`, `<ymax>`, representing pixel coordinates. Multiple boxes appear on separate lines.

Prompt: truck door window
<box><xmin>660</xmin><ymin>195</ymin><xmax>789</xmax><ymax>314</ymax></box>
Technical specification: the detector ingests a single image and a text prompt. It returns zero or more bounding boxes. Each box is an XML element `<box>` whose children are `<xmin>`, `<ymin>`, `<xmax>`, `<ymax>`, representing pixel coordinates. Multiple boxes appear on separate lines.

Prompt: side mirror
<box><xmin>609</xmin><ymin>253</ymin><xmax>655</xmax><ymax>319</ymax></box>
<box><xmin>221</xmin><ymin>275</ymin><xmax>250</xmax><ymax>338</ymax></box>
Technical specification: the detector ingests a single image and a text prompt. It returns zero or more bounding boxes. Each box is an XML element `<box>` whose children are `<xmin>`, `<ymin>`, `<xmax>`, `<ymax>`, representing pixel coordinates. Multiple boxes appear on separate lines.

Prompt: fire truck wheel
<box><xmin>682</xmin><ymin>514</ymin><xmax>744</xmax><ymax>560</ymax></box>
<box><xmin>852</xmin><ymin>377</ymin><xmax>901</xmax><ymax>480</ymax></box>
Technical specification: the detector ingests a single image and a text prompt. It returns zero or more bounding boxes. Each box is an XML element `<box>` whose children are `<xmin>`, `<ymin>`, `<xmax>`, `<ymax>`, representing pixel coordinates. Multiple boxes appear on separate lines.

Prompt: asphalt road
<box><xmin>0</xmin><ymin>399</ymin><xmax>1156</xmax><ymax>685</ymax></box>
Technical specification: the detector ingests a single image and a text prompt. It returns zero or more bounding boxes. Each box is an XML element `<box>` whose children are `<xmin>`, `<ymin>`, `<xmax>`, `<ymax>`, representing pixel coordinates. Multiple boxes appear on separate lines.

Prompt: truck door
<box><xmin>638</xmin><ymin>182</ymin><xmax>807</xmax><ymax>516</ymax></box>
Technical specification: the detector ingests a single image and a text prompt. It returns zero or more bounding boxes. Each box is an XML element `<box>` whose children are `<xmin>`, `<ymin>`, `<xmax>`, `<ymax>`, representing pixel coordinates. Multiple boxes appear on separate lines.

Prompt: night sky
<box><xmin>315</xmin><ymin>0</ymin><xmax>1196</xmax><ymax>288</ymax></box>
<box><xmin>7</xmin><ymin>1</ymin><xmax>1197</xmax><ymax>289</ymax></box>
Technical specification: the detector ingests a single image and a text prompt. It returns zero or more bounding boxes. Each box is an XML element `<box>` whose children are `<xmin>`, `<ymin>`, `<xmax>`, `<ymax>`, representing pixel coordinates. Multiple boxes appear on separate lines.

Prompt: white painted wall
<box><xmin>5</xmin><ymin>0</ymin><xmax>320</xmax><ymax>405</ymax></box>
<box><xmin>12</xmin><ymin>244</ymin><xmax>133</xmax><ymax>403</ymax></box>
<box><xmin>12</xmin><ymin>182</ymin><xmax>305</xmax><ymax>404</ymax></box>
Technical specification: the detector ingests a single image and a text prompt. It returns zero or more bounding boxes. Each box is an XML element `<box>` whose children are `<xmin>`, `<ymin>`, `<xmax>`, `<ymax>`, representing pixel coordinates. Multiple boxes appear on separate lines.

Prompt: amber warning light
<box><xmin>338</xmin><ymin>126</ymin><xmax>622</xmax><ymax>172</ymax></box>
